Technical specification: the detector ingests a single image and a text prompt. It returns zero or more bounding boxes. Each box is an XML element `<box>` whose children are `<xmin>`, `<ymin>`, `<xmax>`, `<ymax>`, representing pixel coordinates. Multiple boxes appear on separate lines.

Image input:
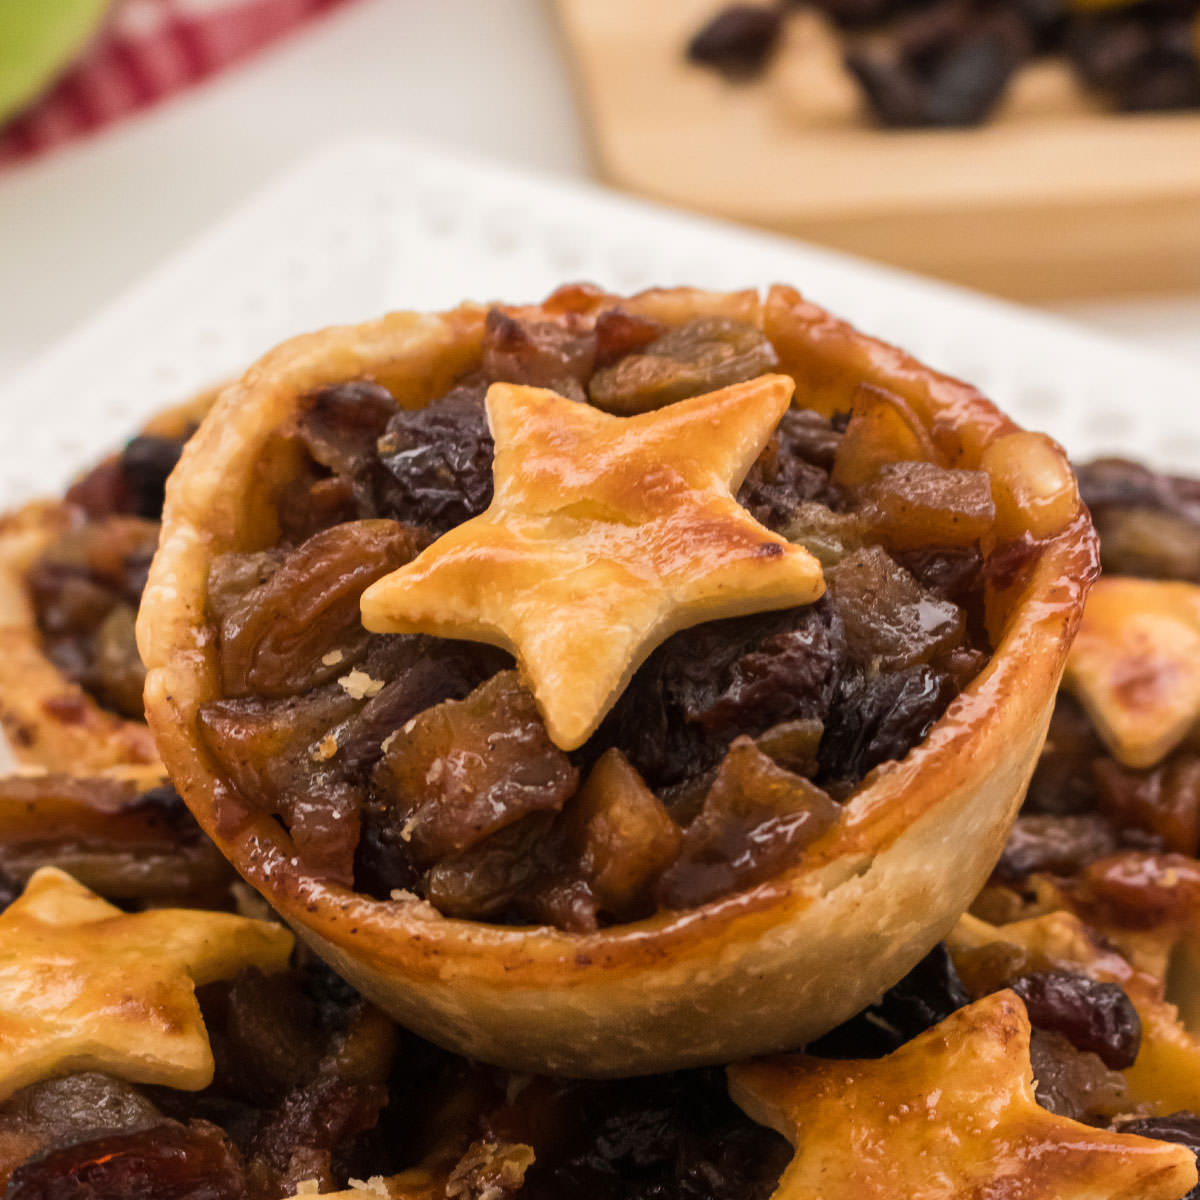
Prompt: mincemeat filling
<box><xmin>187</xmin><ymin>308</ymin><xmax>1012</xmax><ymax>928</ymax></box>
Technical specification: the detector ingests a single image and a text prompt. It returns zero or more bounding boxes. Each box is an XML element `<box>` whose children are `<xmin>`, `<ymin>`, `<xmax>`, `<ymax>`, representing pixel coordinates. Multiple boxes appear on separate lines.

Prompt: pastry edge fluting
<box><xmin>137</xmin><ymin>284</ymin><xmax>1100</xmax><ymax>1076</ymax></box>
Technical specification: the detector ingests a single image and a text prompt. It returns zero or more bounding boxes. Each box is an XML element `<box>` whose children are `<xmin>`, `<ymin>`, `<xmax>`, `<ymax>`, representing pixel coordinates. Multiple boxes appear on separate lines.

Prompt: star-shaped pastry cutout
<box><xmin>950</xmin><ymin>911</ymin><xmax>1200</xmax><ymax>1117</ymax></box>
<box><xmin>1063</xmin><ymin>577</ymin><xmax>1200</xmax><ymax>769</ymax></box>
<box><xmin>361</xmin><ymin>376</ymin><xmax>824</xmax><ymax>750</ymax></box>
<box><xmin>0</xmin><ymin>866</ymin><xmax>294</xmax><ymax>1103</ymax></box>
<box><xmin>727</xmin><ymin>991</ymin><xmax>1198</xmax><ymax>1200</ymax></box>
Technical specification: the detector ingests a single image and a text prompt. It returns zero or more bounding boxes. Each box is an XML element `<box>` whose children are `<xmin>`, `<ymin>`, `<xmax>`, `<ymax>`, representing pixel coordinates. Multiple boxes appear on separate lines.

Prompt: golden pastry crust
<box><xmin>0</xmin><ymin>391</ymin><xmax>216</xmax><ymax>776</ymax></box>
<box><xmin>727</xmin><ymin>990</ymin><xmax>1198</xmax><ymax>1200</ymax></box>
<box><xmin>360</xmin><ymin>375</ymin><xmax>825</xmax><ymax>749</ymax></box>
<box><xmin>1063</xmin><ymin>576</ymin><xmax>1200</xmax><ymax>769</ymax></box>
<box><xmin>0</xmin><ymin>865</ymin><xmax>292</xmax><ymax>1103</ymax></box>
<box><xmin>139</xmin><ymin>285</ymin><xmax>1100</xmax><ymax>1075</ymax></box>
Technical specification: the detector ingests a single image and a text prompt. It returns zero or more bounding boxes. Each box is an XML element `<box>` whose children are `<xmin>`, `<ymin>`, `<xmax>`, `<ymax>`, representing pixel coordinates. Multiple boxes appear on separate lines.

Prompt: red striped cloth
<box><xmin>0</xmin><ymin>0</ymin><xmax>357</xmax><ymax>168</ymax></box>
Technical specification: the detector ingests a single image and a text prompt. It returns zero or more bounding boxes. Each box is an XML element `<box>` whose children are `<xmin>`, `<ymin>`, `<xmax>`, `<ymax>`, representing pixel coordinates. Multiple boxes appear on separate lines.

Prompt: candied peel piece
<box><xmin>829</xmin><ymin>383</ymin><xmax>938</xmax><ymax>490</ymax></box>
<box><xmin>728</xmin><ymin>990</ymin><xmax>1198</xmax><ymax>1200</ymax></box>
<box><xmin>1063</xmin><ymin>577</ymin><xmax>1200</xmax><ymax>769</ymax></box>
<box><xmin>587</xmin><ymin>316</ymin><xmax>779</xmax><ymax>415</ymax></box>
<box><xmin>858</xmin><ymin>460</ymin><xmax>996</xmax><ymax>551</ymax></box>
<box><xmin>372</xmin><ymin>670</ymin><xmax>578</xmax><ymax>863</ymax></box>
<box><xmin>361</xmin><ymin>376</ymin><xmax>824</xmax><ymax>750</ymax></box>
<box><xmin>657</xmin><ymin>737</ymin><xmax>838</xmax><ymax>909</ymax></box>
<box><xmin>559</xmin><ymin>748</ymin><xmax>682</xmax><ymax>922</ymax></box>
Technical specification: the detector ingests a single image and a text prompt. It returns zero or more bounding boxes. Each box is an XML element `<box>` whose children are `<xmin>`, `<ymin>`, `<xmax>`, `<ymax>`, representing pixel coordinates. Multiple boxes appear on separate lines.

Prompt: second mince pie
<box><xmin>138</xmin><ymin>283</ymin><xmax>1098</xmax><ymax>1074</ymax></box>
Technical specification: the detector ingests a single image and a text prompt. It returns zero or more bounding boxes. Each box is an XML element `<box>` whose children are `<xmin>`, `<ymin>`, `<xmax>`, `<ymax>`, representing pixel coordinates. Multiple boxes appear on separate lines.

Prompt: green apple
<box><xmin>0</xmin><ymin>0</ymin><xmax>112</xmax><ymax>125</ymax></box>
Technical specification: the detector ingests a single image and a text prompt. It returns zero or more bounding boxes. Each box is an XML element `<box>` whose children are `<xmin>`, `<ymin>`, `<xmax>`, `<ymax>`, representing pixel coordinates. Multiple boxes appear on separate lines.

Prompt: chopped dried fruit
<box><xmin>686</xmin><ymin>5</ymin><xmax>785</xmax><ymax>78</ymax></box>
<box><xmin>4</xmin><ymin>1121</ymin><xmax>246</xmax><ymax>1200</ymax></box>
<box><xmin>376</xmin><ymin>382</ymin><xmax>496</xmax><ymax>533</ymax></box>
<box><xmin>657</xmin><ymin>738</ymin><xmax>839</xmax><ymax>908</ymax></box>
<box><xmin>216</xmin><ymin>521</ymin><xmax>419</xmax><ymax>698</ymax></box>
<box><xmin>374</xmin><ymin>672</ymin><xmax>579</xmax><ymax>863</ymax></box>
<box><xmin>825</xmin><ymin>545</ymin><xmax>966</xmax><ymax>669</ymax></box>
<box><xmin>562</xmin><ymin>749</ymin><xmax>682</xmax><ymax>921</ymax></box>
<box><xmin>859</xmin><ymin>461</ymin><xmax>996</xmax><ymax>551</ymax></box>
<box><xmin>1011</xmin><ymin>970</ymin><xmax>1142</xmax><ymax>1068</ymax></box>
<box><xmin>588</xmin><ymin>317</ymin><xmax>779</xmax><ymax>414</ymax></box>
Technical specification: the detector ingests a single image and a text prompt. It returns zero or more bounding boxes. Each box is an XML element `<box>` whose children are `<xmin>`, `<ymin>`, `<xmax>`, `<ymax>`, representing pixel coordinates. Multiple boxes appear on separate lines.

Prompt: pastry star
<box><xmin>727</xmin><ymin>991</ymin><xmax>1198</xmax><ymax>1200</ymax></box>
<box><xmin>1063</xmin><ymin>577</ymin><xmax>1200</xmax><ymax>769</ymax></box>
<box><xmin>0</xmin><ymin>866</ymin><xmax>294</xmax><ymax>1103</ymax></box>
<box><xmin>361</xmin><ymin>376</ymin><xmax>824</xmax><ymax>750</ymax></box>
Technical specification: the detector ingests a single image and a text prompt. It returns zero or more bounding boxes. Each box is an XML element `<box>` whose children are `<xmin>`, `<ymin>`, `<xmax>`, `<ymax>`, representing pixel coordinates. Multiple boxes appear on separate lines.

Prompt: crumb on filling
<box><xmin>187</xmin><ymin>308</ymin><xmax>1027</xmax><ymax>929</ymax></box>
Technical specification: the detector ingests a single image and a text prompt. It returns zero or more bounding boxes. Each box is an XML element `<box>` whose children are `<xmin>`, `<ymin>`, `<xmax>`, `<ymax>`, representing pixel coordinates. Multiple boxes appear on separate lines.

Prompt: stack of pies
<box><xmin>1</xmin><ymin>284</ymin><xmax>1197</xmax><ymax>1200</ymax></box>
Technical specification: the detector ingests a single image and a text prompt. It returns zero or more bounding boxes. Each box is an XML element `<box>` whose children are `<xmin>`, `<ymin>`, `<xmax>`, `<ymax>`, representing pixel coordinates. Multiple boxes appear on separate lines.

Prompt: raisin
<box><xmin>686</xmin><ymin>5</ymin><xmax>784</xmax><ymax>79</ymax></box>
<box><xmin>424</xmin><ymin>814</ymin><xmax>559</xmax><ymax>920</ymax></box>
<box><xmin>593</xmin><ymin>309</ymin><xmax>665</xmax><ymax>367</ymax></box>
<box><xmin>993</xmin><ymin>814</ymin><xmax>1121</xmax><ymax>882</ymax></box>
<box><xmin>376</xmin><ymin>382</ymin><xmax>495</xmax><ymax>533</ymax></box>
<box><xmin>1010</xmin><ymin>970</ymin><xmax>1141</xmax><ymax>1069</ymax></box>
<box><xmin>924</xmin><ymin>15</ymin><xmax>1030</xmax><ymax>126</ymax></box>
<box><xmin>292</xmin><ymin>381</ymin><xmax>399</xmax><ymax>514</ymax></box>
<box><xmin>0</xmin><ymin>776</ymin><xmax>232</xmax><ymax>908</ymax></box>
<box><xmin>1093</xmin><ymin>508</ymin><xmax>1200</xmax><ymax>582</ymax></box>
<box><xmin>1029</xmin><ymin>1029</ymin><xmax>1128</xmax><ymax>1120</ymax></box>
<box><xmin>819</xmin><ymin>663</ymin><xmax>957</xmax><ymax>788</ymax></box>
<box><xmin>600</xmin><ymin>604</ymin><xmax>844</xmax><ymax>790</ymax></box>
<box><xmin>117</xmin><ymin>435</ymin><xmax>188</xmax><ymax>520</ymax></box>
<box><xmin>512</xmin><ymin>1070</ymin><xmax>789</xmax><ymax>1200</ymax></box>
<box><xmin>1113</xmin><ymin>1113</ymin><xmax>1200</xmax><ymax>1198</ymax></box>
<box><xmin>1094</xmin><ymin>754</ymin><xmax>1200</xmax><ymax>856</ymax></box>
<box><xmin>845</xmin><ymin>46</ymin><xmax>930</xmax><ymax>127</ymax></box>
<box><xmin>808</xmin><ymin>944</ymin><xmax>970</xmax><ymax>1057</ymax></box>
<box><xmin>216</xmin><ymin>520</ymin><xmax>419</xmax><ymax>698</ymax></box>
<box><xmin>480</xmin><ymin>309</ymin><xmax>596</xmax><ymax>397</ymax></box>
<box><xmin>247</xmin><ymin>1075</ymin><xmax>386</xmax><ymax>1194</ymax></box>
<box><xmin>588</xmin><ymin>317</ymin><xmax>779</xmax><ymax>415</ymax></box>
<box><xmin>5</xmin><ymin>1121</ymin><xmax>246</xmax><ymax>1200</ymax></box>
<box><xmin>738</xmin><ymin>409</ymin><xmax>842</xmax><ymax>532</ymax></box>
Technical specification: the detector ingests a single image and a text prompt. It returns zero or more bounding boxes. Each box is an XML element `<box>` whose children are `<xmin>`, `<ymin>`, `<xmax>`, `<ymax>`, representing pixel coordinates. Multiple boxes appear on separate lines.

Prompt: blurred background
<box><xmin>0</xmin><ymin>0</ymin><xmax>1196</xmax><ymax>384</ymax></box>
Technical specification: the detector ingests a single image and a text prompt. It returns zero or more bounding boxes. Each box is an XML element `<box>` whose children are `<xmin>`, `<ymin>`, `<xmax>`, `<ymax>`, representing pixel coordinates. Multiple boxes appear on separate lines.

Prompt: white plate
<box><xmin>1</xmin><ymin>134</ymin><xmax>1197</xmax><ymax>509</ymax></box>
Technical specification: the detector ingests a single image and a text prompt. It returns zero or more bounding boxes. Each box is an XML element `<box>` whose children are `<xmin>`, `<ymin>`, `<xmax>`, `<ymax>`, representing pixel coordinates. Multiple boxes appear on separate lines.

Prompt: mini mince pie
<box><xmin>0</xmin><ymin>390</ymin><xmax>214</xmax><ymax>778</ymax></box>
<box><xmin>976</xmin><ymin>458</ymin><xmax>1200</xmax><ymax>1024</ymax></box>
<box><xmin>138</xmin><ymin>284</ymin><xmax>1098</xmax><ymax>1075</ymax></box>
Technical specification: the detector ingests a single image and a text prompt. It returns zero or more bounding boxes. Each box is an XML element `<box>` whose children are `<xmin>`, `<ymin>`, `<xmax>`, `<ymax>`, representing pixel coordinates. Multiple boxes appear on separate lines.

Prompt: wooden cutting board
<box><xmin>554</xmin><ymin>0</ymin><xmax>1200</xmax><ymax>300</ymax></box>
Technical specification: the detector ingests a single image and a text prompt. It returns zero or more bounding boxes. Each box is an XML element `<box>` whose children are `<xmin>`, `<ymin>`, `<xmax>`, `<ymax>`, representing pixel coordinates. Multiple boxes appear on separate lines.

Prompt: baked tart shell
<box><xmin>0</xmin><ymin>393</ymin><xmax>215</xmax><ymax>779</ymax></box>
<box><xmin>139</xmin><ymin>286</ymin><xmax>1100</xmax><ymax>1076</ymax></box>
